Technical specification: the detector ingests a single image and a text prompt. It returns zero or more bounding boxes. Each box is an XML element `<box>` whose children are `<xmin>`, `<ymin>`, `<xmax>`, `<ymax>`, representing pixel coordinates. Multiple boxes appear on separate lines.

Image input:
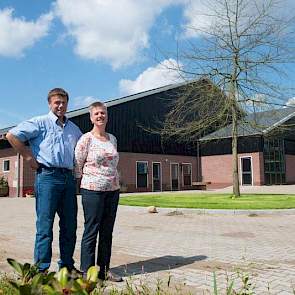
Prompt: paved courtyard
<box><xmin>0</xmin><ymin>197</ymin><xmax>295</xmax><ymax>294</ymax></box>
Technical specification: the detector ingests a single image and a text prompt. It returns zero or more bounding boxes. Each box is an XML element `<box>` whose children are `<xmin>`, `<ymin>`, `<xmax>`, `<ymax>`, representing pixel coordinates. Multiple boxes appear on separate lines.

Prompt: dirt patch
<box><xmin>220</xmin><ymin>231</ymin><xmax>255</xmax><ymax>238</ymax></box>
<box><xmin>166</xmin><ymin>210</ymin><xmax>184</xmax><ymax>216</ymax></box>
<box><xmin>0</xmin><ymin>235</ymin><xmax>11</xmax><ymax>242</ymax></box>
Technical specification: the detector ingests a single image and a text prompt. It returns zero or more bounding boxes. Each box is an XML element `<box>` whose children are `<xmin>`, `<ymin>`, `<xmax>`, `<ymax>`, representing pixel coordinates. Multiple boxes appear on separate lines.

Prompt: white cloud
<box><xmin>182</xmin><ymin>0</ymin><xmax>295</xmax><ymax>38</ymax></box>
<box><xmin>182</xmin><ymin>0</ymin><xmax>214</xmax><ymax>38</ymax></box>
<box><xmin>54</xmin><ymin>0</ymin><xmax>182</xmax><ymax>69</ymax></box>
<box><xmin>72</xmin><ymin>96</ymin><xmax>98</xmax><ymax>109</ymax></box>
<box><xmin>0</xmin><ymin>8</ymin><xmax>53</xmax><ymax>57</ymax></box>
<box><xmin>286</xmin><ymin>97</ymin><xmax>295</xmax><ymax>106</ymax></box>
<box><xmin>119</xmin><ymin>58</ymin><xmax>183</xmax><ymax>95</ymax></box>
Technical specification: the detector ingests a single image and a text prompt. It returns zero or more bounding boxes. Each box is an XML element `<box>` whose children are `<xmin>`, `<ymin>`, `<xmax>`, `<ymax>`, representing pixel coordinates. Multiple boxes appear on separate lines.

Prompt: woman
<box><xmin>75</xmin><ymin>101</ymin><xmax>122</xmax><ymax>282</ymax></box>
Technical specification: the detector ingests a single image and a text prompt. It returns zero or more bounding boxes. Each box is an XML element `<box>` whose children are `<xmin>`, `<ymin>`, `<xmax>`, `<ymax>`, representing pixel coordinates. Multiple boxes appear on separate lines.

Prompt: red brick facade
<box><xmin>286</xmin><ymin>155</ymin><xmax>295</xmax><ymax>184</ymax></box>
<box><xmin>1</xmin><ymin>147</ymin><xmax>294</xmax><ymax>196</ymax></box>
<box><xmin>201</xmin><ymin>152</ymin><xmax>265</xmax><ymax>189</ymax></box>
<box><xmin>0</xmin><ymin>147</ymin><xmax>198</xmax><ymax>196</ymax></box>
<box><xmin>118</xmin><ymin>152</ymin><xmax>198</xmax><ymax>192</ymax></box>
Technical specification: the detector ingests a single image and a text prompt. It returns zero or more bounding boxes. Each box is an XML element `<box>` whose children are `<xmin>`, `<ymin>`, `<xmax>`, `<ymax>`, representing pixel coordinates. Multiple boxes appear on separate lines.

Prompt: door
<box><xmin>240</xmin><ymin>157</ymin><xmax>253</xmax><ymax>185</ymax></box>
<box><xmin>152</xmin><ymin>162</ymin><xmax>161</xmax><ymax>192</ymax></box>
<box><xmin>171</xmin><ymin>163</ymin><xmax>179</xmax><ymax>191</ymax></box>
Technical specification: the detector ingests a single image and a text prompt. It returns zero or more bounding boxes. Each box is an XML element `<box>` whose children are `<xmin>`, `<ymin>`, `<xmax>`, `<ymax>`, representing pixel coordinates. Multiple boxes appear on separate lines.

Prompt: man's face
<box><xmin>48</xmin><ymin>95</ymin><xmax>68</xmax><ymax>119</ymax></box>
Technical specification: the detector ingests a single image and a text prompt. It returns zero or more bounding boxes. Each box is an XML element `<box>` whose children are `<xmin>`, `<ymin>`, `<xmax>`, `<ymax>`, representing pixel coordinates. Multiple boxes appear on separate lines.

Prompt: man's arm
<box><xmin>6</xmin><ymin>132</ymin><xmax>39</xmax><ymax>170</ymax></box>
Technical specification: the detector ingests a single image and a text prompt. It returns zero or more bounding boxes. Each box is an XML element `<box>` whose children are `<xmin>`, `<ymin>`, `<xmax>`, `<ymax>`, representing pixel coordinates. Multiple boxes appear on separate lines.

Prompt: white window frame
<box><xmin>239</xmin><ymin>156</ymin><xmax>253</xmax><ymax>186</ymax></box>
<box><xmin>3</xmin><ymin>159</ymin><xmax>10</xmax><ymax>172</ymax></box>
<box><xmin>152</xmin><ymin>162</ymin><xmax>162</xmax><ymax>192</ymax></box>
<box><xmin>136</xmin><ymin>161</ymin><xmax>149</xmax><ymax>189</ymax></box>
<box><xmin>182</xmin><ymin>162</ymin><xmax>192</xmax><ymax>186</ymax></box>
<box><xmin>170</xmin><ymin>162</ymin><xmax>180</xmax><ymax>191</ymax></box>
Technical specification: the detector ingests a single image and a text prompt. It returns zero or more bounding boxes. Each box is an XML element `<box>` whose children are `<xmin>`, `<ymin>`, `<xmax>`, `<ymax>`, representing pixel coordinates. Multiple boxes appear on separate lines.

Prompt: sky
<box><xmin>1</xmin><ymin>0</ymin><xmax>295</xmax><ymax>129</ymax></box>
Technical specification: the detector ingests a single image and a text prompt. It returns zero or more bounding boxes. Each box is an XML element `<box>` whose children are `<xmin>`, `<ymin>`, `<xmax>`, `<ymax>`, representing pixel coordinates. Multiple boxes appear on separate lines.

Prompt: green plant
<box><xmin>5</xmin><ymin>258</ymin><xmax>195</xmax><ymax>294</ymax></box>
<box><xmin>0</xmin><ymin>274</ymin><xmax>17</xmax><ymax>295</ymax></box>
<box><xmin>213</xmin><ymin>268</ymin><xmax>256</xmax><ymax>295</ymax></box>
<box><xmin>44</xmin><ymin>266</ymin><xmax>99</xmax><ymax>295</ymax></box>
<box><xmin>6</xmin><ymin>258</ymin><xmax>100</xmax><ymax>295</ymax></box>
<box><xmin>7</xmin><ymin>258</ymin><xmax>56</xmax><ymax>294</ymax></box>
<box><xmin>0</xmin><ymin>176</ymin><xmax>8</xmax><ymax>188</ymax></box>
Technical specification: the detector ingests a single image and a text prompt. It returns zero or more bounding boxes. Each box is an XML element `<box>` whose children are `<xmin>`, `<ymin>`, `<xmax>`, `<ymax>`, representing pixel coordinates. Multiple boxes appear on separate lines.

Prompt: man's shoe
<box><xmin>98</xmin><ymin>271</ymin><xmax>123</xmax><ymax>282</ymax></box>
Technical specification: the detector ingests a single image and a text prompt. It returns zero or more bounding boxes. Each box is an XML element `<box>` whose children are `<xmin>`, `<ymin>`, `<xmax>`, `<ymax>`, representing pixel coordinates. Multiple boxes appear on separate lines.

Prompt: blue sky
<box><xmin>1</xmin><ymin>0</ymin><xmax>295</xmax><ymax>129</ymax></box>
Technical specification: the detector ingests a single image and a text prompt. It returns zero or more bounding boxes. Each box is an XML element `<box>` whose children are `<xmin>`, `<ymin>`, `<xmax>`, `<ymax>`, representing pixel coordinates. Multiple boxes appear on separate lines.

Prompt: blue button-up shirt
<box><xmin>10</xmin><ymin>111</ymin><xmax>82</xmax><ymax>169</ymax></box>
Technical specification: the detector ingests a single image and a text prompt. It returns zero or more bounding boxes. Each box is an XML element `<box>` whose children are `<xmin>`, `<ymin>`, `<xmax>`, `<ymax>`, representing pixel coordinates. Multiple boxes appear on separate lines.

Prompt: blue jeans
<box><xmin>80</xmin><ymin>189</ymin><xmax>119</xmax><ymax>274</ymax></box>
<box><xmin>34</xmin><ymin>167</ymin><xmax>77</xmax><ymax>271</ymax></box>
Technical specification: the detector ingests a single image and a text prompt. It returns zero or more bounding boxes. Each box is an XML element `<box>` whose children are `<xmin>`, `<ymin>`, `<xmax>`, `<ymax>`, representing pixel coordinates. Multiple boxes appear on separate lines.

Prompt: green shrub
<box><xmin>0</xmin><ymin>176</ymin><xmax>8</xmax><ymax>188</ymax></box>
<box><xmin>0</xmin><ymin>274</ymin><xmax>17</xmax><ymax>295</ymax></box>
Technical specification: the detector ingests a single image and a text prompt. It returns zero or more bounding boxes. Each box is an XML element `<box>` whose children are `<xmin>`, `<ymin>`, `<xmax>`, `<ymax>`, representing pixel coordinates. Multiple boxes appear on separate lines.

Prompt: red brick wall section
<box><xmin>118</xmin><ymin>152</ymin><xmax>198</xmax><ymax>192</ymax></box>
<box><xmin>1</xmin><ymin>148</ymin><xmax>199</xmax><ymax>195</ymax></box>
<box><xmin>0</xmin><ymin>148</ymin><xmax>18</xmax><ymax>197</ymax></box>
<box><xmin>0</xmin><ymin>147</ymin><xmax>34</xmax><ymax>197</ymax></box>
<box><xmin>23</xmin><ymin>157</ymin><xmax>35</xmax><ymax>191</ymax></box>
<box><xmin>201</xmin><ymin>152</ymin><xmax>264</xmax><ymax>189</ymax></box>
<box><xmin>286</xmin><ymin>155</ymin><xmax>295</xmax><ymax>184</ymax></box>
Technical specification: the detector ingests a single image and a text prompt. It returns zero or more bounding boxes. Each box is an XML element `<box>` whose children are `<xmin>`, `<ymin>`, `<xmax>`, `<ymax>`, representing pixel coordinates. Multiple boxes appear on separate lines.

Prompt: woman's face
<box><xmin>90</xmin><ymin>106</ymin><xmax>108</xmax><ymax>128</ymax></box>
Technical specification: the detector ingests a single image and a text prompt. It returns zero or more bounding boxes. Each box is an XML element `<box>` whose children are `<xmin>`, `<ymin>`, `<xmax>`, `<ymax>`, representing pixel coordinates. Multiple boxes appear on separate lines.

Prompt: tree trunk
<box><xmin>232</xmin><ymin>102</ymin><xmax>240</xmax><ymax>197</ymax></box>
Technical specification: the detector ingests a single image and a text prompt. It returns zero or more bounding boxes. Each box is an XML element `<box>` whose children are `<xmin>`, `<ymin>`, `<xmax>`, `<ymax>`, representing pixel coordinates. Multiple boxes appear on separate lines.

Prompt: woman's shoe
<box><xmin>98</xmin><ymin>270</ymin><xmax>123</xmax><ymax>282</ymax></box>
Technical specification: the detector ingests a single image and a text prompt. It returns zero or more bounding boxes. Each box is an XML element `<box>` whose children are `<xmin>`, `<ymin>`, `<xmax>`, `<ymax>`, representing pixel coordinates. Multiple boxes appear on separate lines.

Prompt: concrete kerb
<box><xmin>120</xmin><ymin>205</ymin><xmax>295</xmax><ymax>216</ymax></box>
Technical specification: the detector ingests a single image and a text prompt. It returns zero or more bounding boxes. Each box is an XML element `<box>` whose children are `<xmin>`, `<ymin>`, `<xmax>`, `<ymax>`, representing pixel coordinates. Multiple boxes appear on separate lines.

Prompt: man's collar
<box><xmin>48</xmin><ymin>111</ymin><xmax>68</xmax><ymax>125</ymax></box>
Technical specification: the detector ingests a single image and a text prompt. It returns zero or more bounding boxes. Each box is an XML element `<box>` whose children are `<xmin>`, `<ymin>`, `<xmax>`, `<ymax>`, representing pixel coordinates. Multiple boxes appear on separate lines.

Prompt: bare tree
<box><xmin>161</xmin><ymin>0</ymin><xmax>295</xmax><ymax>196</ymax></box>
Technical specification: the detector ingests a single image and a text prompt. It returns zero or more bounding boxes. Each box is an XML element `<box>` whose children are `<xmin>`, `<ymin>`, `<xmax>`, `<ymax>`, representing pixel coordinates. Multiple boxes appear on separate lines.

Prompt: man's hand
<box><xmin>27</xmin><ymin>156</ymin><xmax>39</xmax><ymax>171</ymax></box>
<box><xmin>6</xmin><ymin>132</ymin><xmax>39</xmax><ymax>171</ymax></box>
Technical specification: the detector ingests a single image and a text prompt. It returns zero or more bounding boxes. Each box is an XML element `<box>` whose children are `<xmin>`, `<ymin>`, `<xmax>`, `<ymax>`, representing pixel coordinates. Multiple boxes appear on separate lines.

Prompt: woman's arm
<box><xmin>74</xmin><ymin>135</ymin><xmax>90</xmax><ymax>179</ymax></box>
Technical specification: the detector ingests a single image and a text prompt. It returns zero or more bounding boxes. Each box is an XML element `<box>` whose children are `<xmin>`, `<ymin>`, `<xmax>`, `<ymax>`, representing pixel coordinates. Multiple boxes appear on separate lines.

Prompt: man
<box><xmin>6</xmin><ymin>88</ymin><xmax>82</xmax><ymax>273</ymax></box>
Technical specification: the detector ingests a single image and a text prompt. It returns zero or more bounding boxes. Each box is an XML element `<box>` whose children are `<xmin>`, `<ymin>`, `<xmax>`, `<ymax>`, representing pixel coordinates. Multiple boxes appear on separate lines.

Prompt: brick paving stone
<box><xmin>0</xmin><ymin>199</ymin><xmax>295</xmax><ymax>294</ymax></box>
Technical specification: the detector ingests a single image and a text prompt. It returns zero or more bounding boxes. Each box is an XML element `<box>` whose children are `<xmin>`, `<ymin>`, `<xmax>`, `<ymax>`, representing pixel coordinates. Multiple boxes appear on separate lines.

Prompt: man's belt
<box><xmin>37</xmin><ymin>163</ymin><xmax>72</xmax><ymax>173</ymax></box>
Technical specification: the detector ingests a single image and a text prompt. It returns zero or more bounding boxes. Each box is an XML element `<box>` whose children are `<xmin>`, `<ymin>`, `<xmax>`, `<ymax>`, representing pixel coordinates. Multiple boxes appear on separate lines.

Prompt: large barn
<box><xmin>1</xmin><ymin>81</ymin><xmax>295</xmax><ymax>197</ymax></box>
<box><xmin>0</xmin><ymin>81</ymin><xmax>206</xmax><ymax>197</ymax></box>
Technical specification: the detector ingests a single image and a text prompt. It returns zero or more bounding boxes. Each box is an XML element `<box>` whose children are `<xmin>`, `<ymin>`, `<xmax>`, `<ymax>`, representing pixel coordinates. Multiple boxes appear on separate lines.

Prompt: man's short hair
<box><xmin>47</xmin><ymin>88</ymin><xmax>69</xmax><ymax>102</ymax></box>
<box><xmin>89</xmin><ymin>101</ymin><xmax>107</xmax><ymax>112</ymax></box>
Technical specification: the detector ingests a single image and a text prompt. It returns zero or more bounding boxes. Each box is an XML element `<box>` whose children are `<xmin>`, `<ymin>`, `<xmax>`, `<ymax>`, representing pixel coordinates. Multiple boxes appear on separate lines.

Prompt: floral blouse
<box><xmin>74</xmin><ymin>132</ymin><xmax>120</xmax><ymax>191</ymax></box>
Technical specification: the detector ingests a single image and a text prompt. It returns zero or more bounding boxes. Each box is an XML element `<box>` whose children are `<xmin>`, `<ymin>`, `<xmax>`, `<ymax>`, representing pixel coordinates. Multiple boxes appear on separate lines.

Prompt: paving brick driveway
<box><xmin>0</xmin><ymin>197</ymin><xmax>294</xmax><ymax>294</ymax></box>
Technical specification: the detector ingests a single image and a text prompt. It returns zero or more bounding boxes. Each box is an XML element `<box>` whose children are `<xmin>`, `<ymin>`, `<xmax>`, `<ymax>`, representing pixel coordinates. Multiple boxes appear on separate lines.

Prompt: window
<box><xmin>136</xmin><ymin>161</ymin><xmax>148</xmax><ymax>188</ymax></box>
<box><xmin>240</xmin><ymin>157</ymin><xmax>252</xmax><ymax>185</ymax></box>
<box><xmin>182</xmin><ymin>163</ymin><xmax>192</xmax><ymax>186</ymax></box>
<box><xmin>264</xmin><ymin>139</ymin><xmax>286</xmax><ymax>185</ymax></box>
<box><xmin>3</xmin><ymin>160</ymin><xmax>10</xmax><ymax>172</ymax></box>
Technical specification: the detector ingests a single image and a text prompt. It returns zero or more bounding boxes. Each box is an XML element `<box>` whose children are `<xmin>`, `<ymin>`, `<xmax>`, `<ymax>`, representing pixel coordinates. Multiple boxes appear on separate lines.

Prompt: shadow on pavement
<box><xmin>112</xmin><ymin>255</ymin><xmax>207</xmax><ymax>276</ymax></box>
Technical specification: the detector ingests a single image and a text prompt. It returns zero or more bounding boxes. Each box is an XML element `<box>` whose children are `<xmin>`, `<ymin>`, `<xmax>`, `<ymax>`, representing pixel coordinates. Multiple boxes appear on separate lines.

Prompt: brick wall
<box><xmin>1</xmin><ymin>147</ymin><xmax>198</xmax><ymax>195</ymax></box>
<box><xmin>286</xmin><ymin>155</ymin><xmax>295</xmax><ymax>184</ymax></box>
<box><xmin>0</xmin><ymin>147</ymin><xmax>34</xmax><ymax>197</ymax></box>
<box><xmin>201</xmin><ymin>152</ymin><xmax>264</xmax><ymax>189</ymax></box>
<box><xmin>0</xmin><ymin>148</ymin><xmax>18</xmax><ymax>197</ymax></box>
<box><xmin>118</xmin><ymin>152</ymin><xmax>198</xmax><ymax>192</ymax></box>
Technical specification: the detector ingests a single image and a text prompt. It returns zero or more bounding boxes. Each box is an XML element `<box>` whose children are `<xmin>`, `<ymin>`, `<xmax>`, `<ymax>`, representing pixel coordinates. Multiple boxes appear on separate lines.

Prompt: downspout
<box><xmin>16</xmin><ymin>152</ymin><xmax>20</xmax><ymax>197</ymax></box>
<box><xmin>196</xmin><ymin>141</ymin><xmax>201</xmax><ymax>182</ymax></box>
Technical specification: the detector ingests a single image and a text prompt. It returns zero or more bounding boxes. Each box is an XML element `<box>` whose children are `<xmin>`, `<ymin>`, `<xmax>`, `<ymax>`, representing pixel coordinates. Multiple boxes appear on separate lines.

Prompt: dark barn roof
<box><xmin>69</xmin><ymin>80</ymin><xmax>199</xmax><ymax>155</ymax></box>
<box><xmin>1</xmin><ymin>80</ymin><xmax>216</xmax><ymax>155</ymax></box>
<box><xmin>200</xmin><ymin>107</ymin><xmax>295</xmax><ymax>141</ymax></box>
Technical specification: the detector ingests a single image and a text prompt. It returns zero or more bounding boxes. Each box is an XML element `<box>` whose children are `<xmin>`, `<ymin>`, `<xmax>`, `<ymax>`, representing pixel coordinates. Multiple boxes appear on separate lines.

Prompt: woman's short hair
<box><xmin>89</xmin><ymin>101</ymin><xmax>107</xmax><ymax>113</ymax></box>
<box><xmin>47</xmin><ymin>88</ymin><xmax>69</xmax><ymax>102</ymax></box>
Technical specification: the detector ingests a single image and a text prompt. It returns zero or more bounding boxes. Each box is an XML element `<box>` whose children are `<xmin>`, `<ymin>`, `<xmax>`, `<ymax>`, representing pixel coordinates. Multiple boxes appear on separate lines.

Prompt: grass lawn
<box><xmin>119</xmin><ymin>193</ymin><xmax>295</xmax><ymax>209</ymax></box>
